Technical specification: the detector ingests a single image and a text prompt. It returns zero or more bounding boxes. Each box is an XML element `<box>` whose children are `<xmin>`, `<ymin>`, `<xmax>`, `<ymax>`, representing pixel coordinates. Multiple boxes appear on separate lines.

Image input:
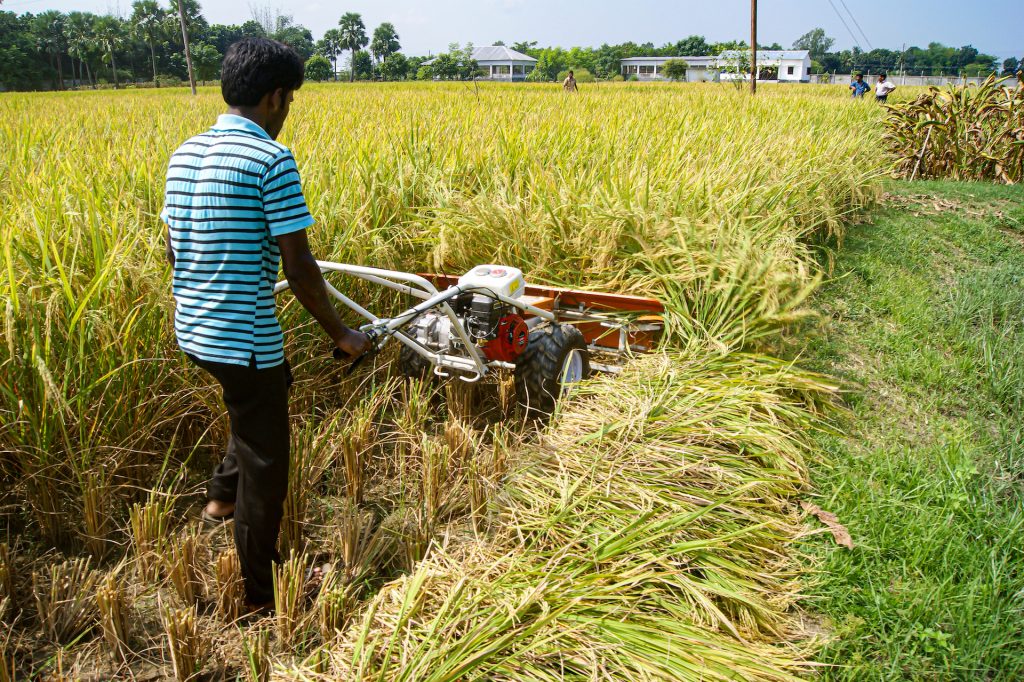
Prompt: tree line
<box><xmin>792</xmin><ymin>28</ymin><xmax>1019</xmax><ymax>78</ymax></box>
<box><xmin>0</xmin><ymin>4</ymin><xmax>1018</xmax><ymax>92</ymax></box>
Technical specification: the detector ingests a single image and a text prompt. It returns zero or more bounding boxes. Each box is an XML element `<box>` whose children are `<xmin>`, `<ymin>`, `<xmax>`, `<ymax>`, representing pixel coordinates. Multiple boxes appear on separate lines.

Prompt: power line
<box><xmin>826</xmin><ymin>0</ymin><xmax>862</xmax><ymax>51</ymax></box>
<box><xmin>837</xmin><ymin>0</ymin><xmax>874</xmax><ymax>51</ymax></box>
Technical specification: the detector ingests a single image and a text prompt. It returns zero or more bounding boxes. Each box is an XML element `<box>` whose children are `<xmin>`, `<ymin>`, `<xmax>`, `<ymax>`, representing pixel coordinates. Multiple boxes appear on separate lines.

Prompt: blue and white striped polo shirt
<box><xmin>161</xmin><ymin>114</ymin><xmax>314</xmax><ymax>369</ymax></box>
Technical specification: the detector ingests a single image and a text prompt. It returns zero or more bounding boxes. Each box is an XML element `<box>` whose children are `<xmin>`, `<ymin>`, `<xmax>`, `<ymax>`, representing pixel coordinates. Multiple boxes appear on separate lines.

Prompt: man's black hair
<box><xmin>879</xmin><ymin>72</ymin><xmax>887</xmax><ymax>78</ymax></box>
<box><xmin>221</xmin><ymin>37</ymin><xmax>304</xmax><ymax>107</ymax></box>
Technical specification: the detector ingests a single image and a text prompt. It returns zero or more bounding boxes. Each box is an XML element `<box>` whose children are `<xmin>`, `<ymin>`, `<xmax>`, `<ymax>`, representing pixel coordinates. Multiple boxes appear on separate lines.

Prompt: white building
<box><xmin>620</xmin><ymin>50</ymin><xmax>811</xmax><ymax>83</ymax></box>
<box><xmin>620</xmin><ymin>56</ymin><xmax>717</xmax><ymax>82</ymax></box>
<box><xmin>424</xmin><ymin>45</ymin><xmax>537</xmax><ymax>81</ymax></box>
<box><xmin>717</xmin><ymin>50</ymin><xmax>811</xmax><ymax>82</ymax></box>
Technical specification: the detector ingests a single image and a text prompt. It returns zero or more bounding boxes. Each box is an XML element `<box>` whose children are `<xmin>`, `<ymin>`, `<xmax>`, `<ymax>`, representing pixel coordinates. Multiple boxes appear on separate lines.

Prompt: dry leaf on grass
<box><xmin>801</xmin><ymin>501</ymin><xmax>854</xmax><ymax>549</ymax></box>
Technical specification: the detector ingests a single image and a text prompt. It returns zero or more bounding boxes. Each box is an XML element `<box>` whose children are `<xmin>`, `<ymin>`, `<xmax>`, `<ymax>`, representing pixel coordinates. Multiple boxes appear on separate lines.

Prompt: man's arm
<box><xmin>277</xmin><ymin>229</ymin><xmax>370</xmax><ymax>358</ymax></box>
<box><xmin>165</xmin><ymin>225</ymin><xmax>175</xmax><ymax>267</ymax></box>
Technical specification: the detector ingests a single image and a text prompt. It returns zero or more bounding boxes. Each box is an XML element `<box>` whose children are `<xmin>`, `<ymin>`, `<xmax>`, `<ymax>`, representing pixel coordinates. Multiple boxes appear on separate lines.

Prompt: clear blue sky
<box><xmin>6</xmin><ymin>0</ymin><xmax>1021</xmax><ymax>59</ymax></box>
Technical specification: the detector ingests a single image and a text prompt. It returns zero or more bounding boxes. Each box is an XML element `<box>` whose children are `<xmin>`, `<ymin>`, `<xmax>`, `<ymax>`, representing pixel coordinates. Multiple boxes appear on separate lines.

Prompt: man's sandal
<box><xmin>201</xmin><ymin>508</ymin><xmax>234</xmax><ymax>526</ymax></box>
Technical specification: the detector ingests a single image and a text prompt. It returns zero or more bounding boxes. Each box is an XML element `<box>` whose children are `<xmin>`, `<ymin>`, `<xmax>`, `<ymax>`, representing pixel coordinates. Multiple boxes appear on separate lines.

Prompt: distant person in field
<box><xmin>850</xmin><ymin>73</ymin><xmax>869</xmax><ymax>98</ymax></box>
<box><xmin>875</xmin><ymin>73</ymin><xmax>896</xmax><ymax>102</ymax></box>
<box><xmin>161</xmin><ymin>37</ymin><xmax>370</xmax><ymax>612</ymax></box>
<box><xmin>563</xmin><ymin>70</ymin><xmax>578</xmax><ymax>92</ymax></box>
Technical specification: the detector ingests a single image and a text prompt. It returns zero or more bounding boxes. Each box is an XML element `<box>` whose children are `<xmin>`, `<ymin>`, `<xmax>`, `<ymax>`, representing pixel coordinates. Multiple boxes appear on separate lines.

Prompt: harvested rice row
<box><xmin>278</xmin><ymin>352</ymin><xmax>837</xmax><ymax>681</ymax></box>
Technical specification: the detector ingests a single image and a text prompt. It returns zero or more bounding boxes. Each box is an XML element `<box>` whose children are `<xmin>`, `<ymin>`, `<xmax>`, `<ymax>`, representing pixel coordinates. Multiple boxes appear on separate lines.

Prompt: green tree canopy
<box><xmin>378</xmin><ymin>52</ymin><xmax>407</xmax><ymax>81</ymax></box>
<box><xmin>351</xmin><ymin>49</ymin><xmax>372</xmax><ymax>80</ymax></box>
<box><xmin>304</xmin><ymin>54</ymin><xmax>332</xmax><ymax>81</ymax></box>
<box><xmin>792</xmin><ymin>28</ymin><xmax>834</xmax><ymax>61</ymax></box>
<box><xmin>190</xmin><ymin>41</ymin><xmax>219</xmax><ymax>80</ymax></box>
<box><xmin>661</xmin><ymin>58</ymin><xmax>688</xmax><ymax>81</ymax></box>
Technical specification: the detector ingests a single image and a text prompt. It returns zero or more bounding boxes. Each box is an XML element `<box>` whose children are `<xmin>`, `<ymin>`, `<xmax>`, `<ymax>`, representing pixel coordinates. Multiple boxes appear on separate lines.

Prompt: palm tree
<box><xmin>370</xmin><ymin>22</ymin><xmax>400</xmax><ymax>65</ymax></box>
<box><xmin>66</xmin><ymin>11</ymin><xmax>95</xmax><ymax>88</ymax></box>
<box><xmin>131</xmin><ymin>0</ymin><xmax>165</xmax><ymax>86</ymax></box>
<box><xmin>338</xmin><ymin>12</ymin><xmax>368</xmax><ymax>83</ymax></box>
<box><xmin>92</xmin><ymin>15</ymin><xmax>125</xmax><ymax>89</ymax></box>
<box><xmin>33</xmin><ymin>11</ymin><xmax>68</xmax><ymax>90</ymax></box>
<box><xmin>173</xmin><ymin>0</ymin><xmax>197</xmax><ymax>95</ymax></box>
<box><xmin>320</xmin><ymin>28</ymin><xmax>342</xmax><ymax>80</ymax></box>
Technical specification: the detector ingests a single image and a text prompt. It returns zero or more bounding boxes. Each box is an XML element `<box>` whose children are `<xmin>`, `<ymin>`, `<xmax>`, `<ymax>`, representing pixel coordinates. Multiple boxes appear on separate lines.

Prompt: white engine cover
<box><xmin>458</xmin><ymin>265</ymin><xmax>525</xmax><ymax>299</ymax></box>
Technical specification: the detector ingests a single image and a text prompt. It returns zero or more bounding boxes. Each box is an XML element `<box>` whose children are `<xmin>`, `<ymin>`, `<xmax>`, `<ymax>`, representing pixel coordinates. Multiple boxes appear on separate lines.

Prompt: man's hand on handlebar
<box><xmin>335</xmin><ymin>328</ymin><xmax>372</xmax><ymax>358</ymax></box>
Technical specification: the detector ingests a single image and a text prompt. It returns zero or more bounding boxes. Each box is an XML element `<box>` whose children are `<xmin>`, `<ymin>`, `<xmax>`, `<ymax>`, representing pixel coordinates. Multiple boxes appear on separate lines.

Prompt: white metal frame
<box><xmin>275</xmin><ymin>261</ymin><xmax>557</xmax><ymax>382</ymax></box>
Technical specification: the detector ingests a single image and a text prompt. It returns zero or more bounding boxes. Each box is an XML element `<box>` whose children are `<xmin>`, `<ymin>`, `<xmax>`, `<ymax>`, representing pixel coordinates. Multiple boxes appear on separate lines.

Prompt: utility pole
<box><xmin>750</xmin><ymin>0</ymin><xmax>757</xmax><ymax>94</ymax></box>
<box><xmin>177</xmin><ymin>0</ymin><xmax>197</xmax><ymax>96</ymax></box>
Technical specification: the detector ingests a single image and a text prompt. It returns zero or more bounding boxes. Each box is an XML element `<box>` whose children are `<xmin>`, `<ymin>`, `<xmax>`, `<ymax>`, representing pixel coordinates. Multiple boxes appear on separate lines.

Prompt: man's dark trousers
<box><xmin>188</xmin><ymin>354</ymin><xmax>292</xmax><ymax>605</ymax></box>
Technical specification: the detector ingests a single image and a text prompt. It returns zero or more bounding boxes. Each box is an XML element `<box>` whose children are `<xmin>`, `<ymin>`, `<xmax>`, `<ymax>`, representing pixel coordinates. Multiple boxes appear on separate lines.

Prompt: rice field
<box><xmin>0</xmin><ymin>82</ymin><xmax>884</xmax><ymax>679</ymax></box>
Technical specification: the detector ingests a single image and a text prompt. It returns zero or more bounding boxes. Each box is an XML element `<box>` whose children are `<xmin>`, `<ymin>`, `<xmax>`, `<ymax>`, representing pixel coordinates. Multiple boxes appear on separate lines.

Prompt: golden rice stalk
<box><xmin>297</xmin><ymin>646</ymin><xmax>331</xmax><ymax>674</ymax></box>
<box><xmin>468</xmin><ymin>454</ymin><xmax>488</xmax><ymax>533</ymax></box>
<box><xmin>334</xmin><ymin>502</ymin><xmax>393</xmax><ymax>584</ymax></box>
<box><xmin>80</xmin><ymin>470</ymin><xmax>114</xmax><ymax>560</ymax></box>
<box><xmin>33</xmin><ymin>557</ymin><xmax>100</xmax><ymax>644</ymax></box>
<box><xmin>95</xmin><ymin>570</ymin><xmax>130</xmax><ymax>660</ymax></box>
<box><xmin>340</xmin><ymin>402</ymin><xmax>378</xmax><ymax>505</ymax></box>
<box><xmin>382</xmin><ymin>507</ymin><xmax>432</xmax><ymax>573</ymax></box>
<box><xmin>165</xmin><ymin>528</ymin><xmax>206</xmax><ymax>607</ymax></box>
<box><xmin>496</xmin><ymin>375</ymin><xmax>516</xmax><ymax>415</ymax></box>
<box><xmin>215</xmin><ymin>550</ymin><xmax>244</xmax><ymax>623</ymax></box>
<box><xmin>0</xmin><ymin>619</ymin><xmax>13</xmax><ymax>682</ymax></box>
<box><xmin>397</xmin><ymin>380</ymin><xmax>433</xmax><ymax>439</ymax></box>
<box><xmin>241</xmin><ymin>627</ymin><xmax>272</xmax><ymax>682</ymax></box>
<box><xmin>444</xmin><ymin>380</ymin><xmax>477</xmax><ymax>422</ymax></box>
<box><xmin>487</xmin><ymin>422</ymin><xmax>513</xmax><ymax>482</ymax></box>
<box><xmin>161</xmin><ymin>601</ymin><xmax>208</xmax><ymax>682</ymax></box>
<box><xmin>129</xmin><ymin>493</ymin><xmax>174</xmax><ymax>583</ymax></box>
<box><xmin>273</xmin><ymin>551</ymin><xmax>309</xmax><ymax>650</ymax></box>
<box><xmin>282</xmin><ymin>414</ymin><xmax>345</xmax><ymax>556</ymax></box>
<box><xmin>420</xmin><ymin>436</ymin><xmax>452</xmax><ymax>524</ymax></box>
<box><xmin>316</xmin><ymin>566</ymin><xmax>356</xmax><ymax>642</ymax></box>
<box><xmin>443</xmin><ymin>418</ymin><xmax>476</xmax><ymax>469</ymax></box>
<box><xmin>0</xmin><ymin>543</ymin><xmax>13</xmax><ymax>606</ymax></box>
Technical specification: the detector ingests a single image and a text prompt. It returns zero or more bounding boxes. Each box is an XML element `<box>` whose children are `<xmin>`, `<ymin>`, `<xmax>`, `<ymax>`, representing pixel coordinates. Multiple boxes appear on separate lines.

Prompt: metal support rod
<box><xmin>750</xmin><ymin>0</ymin><xmax>757</xmax><ymax>95</ymax></box>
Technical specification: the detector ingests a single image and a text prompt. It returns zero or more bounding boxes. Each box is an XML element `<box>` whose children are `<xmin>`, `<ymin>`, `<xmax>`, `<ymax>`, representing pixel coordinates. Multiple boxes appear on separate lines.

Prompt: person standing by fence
<box><xmin>850</xmin><ymin>73</ymin><xmax>870</xmax><ymax>98</ymax></box>
<box><xmin>875</xmin><ymin>73</ymin><xmax>896</xmax><ymax>103</ymax></box>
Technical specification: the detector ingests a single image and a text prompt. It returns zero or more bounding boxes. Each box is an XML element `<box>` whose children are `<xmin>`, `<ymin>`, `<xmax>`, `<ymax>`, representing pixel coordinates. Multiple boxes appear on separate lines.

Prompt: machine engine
<box><xmin>406</xmin><ymin>265</ymin><xmax>531</xmax><ymax>364</ymax></box>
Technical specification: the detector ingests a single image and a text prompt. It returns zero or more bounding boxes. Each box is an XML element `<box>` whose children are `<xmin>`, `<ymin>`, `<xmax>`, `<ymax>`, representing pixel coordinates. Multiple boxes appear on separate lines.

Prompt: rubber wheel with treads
<box><xmin>514</xmin><ymin>324</ymin><xmax>590</xmax><ymax>418</ymax></box>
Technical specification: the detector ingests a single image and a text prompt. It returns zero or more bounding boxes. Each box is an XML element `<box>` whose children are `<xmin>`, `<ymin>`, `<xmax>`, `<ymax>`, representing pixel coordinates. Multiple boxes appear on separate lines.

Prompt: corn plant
<box><xmin>884</xmin><ymin>73</ymin><xmax>1024</xmax><ymax>183</ymax></box>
